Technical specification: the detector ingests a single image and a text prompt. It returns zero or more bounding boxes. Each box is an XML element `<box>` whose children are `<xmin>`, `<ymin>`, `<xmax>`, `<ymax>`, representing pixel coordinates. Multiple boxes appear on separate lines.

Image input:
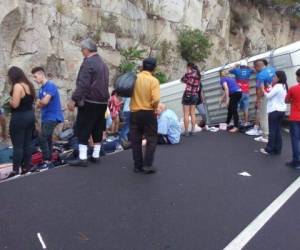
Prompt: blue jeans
<box><xmin>265</xmin><ymin>111</ymin><xmax>284</xmax><ymax>154</ymax></box>
<box><xmin>290</xmin><ymin>121</ymin><xmax>300</xmax><ymax>162</ymax></box>
<box><xmin>119</xmin><ymin>111</ymin><xmax>130</xmax><ymax>142</ymax></box>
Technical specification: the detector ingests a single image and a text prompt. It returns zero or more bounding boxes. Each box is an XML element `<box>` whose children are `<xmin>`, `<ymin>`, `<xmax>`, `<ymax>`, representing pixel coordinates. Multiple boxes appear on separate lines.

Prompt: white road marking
<box><xmin>224</xmin><ymin>176</ymin><xmax>300</xmax><ymax>250</ymax></box>
<box><xmin>37</xmin><ymin>233</ymin><xmax>47</xmax><ymax>249</ymax></box>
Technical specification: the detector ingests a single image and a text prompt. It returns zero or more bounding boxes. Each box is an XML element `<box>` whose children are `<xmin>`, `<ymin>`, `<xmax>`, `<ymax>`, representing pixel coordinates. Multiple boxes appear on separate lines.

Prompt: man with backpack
<box><xmin>130</xmin><ymin>58</ymin><xmax>160</xmax><ymax>174</ymax></box>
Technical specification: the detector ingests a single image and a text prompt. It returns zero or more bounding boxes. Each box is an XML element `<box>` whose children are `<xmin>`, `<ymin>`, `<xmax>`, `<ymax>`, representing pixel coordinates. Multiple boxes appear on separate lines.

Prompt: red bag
<box><xmin>31</xmin><ymin>152</ymin><xmax>43</xmax><ymax>165</ymax></box>
<box><xmin>31</xmin><ymin>151</ymin><xmax>60</xmax><ymax>166</ymax></box>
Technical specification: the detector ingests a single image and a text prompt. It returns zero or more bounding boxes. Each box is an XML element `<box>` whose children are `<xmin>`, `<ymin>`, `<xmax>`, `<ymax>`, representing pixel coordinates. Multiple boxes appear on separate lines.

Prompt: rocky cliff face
<box><xmin>0</xmin><ymin>0</ymin><xmax>300</xmax><ymax>103</ymax></box>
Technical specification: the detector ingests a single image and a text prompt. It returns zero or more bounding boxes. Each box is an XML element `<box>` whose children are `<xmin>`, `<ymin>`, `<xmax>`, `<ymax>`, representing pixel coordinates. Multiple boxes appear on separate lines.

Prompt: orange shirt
<box><xmin>130</xmin><ymin>71</ymin><xmax>160</xmax><ymax>112</ymax></box>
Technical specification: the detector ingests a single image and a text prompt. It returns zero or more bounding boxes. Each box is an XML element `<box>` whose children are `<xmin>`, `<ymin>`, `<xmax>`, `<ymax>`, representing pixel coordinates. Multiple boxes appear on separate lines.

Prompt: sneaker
<box><xmin>246</xmin><ymin>128</ymin><xmax>260</xmax><ymax>136</ymax></box>
<box><xmin>254</xmin><ymin>136</ymin><xmax>268</xmax><ymax>143</ymax></box>
<box><xmin>190</xmin><ymin>131</ymin><xmax>195</xmax><ymax>136</ymax></box>
<box><xmin>260</xmin><ymin>148</ymin><xmax>269</xmax><ymax>155</ymax></box>
<box><xmin>143</xmin><ymin>166</ymin><xmax>157</xmax><ymax>174</ymax></box>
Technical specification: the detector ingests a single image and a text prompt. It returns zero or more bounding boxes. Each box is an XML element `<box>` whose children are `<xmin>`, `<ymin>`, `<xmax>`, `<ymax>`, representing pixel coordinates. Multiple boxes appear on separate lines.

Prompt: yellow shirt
<box><xmin>130</xmin><ymin>71</ymin><xmax>160</xmax><ymax>112</ymax></box>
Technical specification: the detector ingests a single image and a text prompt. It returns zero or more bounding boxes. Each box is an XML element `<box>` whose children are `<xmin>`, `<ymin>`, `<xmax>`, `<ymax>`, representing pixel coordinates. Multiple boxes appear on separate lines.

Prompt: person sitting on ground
<box><xmin>219</xmin><ymin>70</ymin><xmax>242</xmax><ymax>133</ymax></box>
<box><xmin>0</xmin><ymin>108</ymin><xmax>7</xmax><ymax>141</ymax></box>
<box><xmin>32</xmin><ymin>66</ymin><xmax>64</xmax><ymax>169</ymax></box>
<box><xmin>285</xmin><ymin>68</ymin><xmax>300</xmax><ymax>169</ymax></box>
<box><xmin>108</xmin><ymin>90</ymin><xmax>122</xmax><ymax>135</ymax></box>
<box><xmin>229</xmin><ymin>61</ymin><xmax>255</xmax><ymax>126</ymax></box>
<box><xmin>156</xmin><ymin>103</ymin><xmax>181</xmax><ymax>145</ymax></box>
<box><xmin>181</xmin><ymin>63</ymin><xmax>201</xmax><ymax>136</ymax></box>
<box><xmin>260</xmin><ymin>71</ymin><xmax>287</xmax><ymax>156</ymax></box>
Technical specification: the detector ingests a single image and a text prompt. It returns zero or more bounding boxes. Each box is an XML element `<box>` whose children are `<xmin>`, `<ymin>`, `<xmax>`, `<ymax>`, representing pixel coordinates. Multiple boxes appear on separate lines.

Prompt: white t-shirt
<box><xmin>265</xmin><ymin>84</ymin><xmax>287</xmax><ymax>113</ymax></box>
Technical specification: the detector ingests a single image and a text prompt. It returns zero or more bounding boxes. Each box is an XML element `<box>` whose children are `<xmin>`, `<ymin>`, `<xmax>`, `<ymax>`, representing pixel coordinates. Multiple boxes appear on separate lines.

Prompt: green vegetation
<box><xmin>118</xmin><ymin>47</ymin><xmax>146</xmax><ymax>74</ymax></box>
<box><xmin>155</xmin><ymin>70</ymin><xmax>169</xmax><ymax>84</ymax></box>
<box><xmin>177</xmin><ymin>28</ymin><xmax>212</xmax><ymax>63</ymax></box>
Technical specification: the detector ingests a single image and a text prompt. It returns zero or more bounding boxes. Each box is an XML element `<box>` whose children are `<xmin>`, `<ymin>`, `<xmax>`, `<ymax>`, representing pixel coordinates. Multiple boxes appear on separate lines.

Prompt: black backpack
<box><xmin>115</xmin><ymin>72</ymin><xmax>137</xmax><ymax>97</ymax></box>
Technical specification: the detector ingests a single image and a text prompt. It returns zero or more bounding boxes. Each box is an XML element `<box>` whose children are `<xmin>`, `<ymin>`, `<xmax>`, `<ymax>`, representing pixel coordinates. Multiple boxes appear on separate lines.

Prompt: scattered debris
<box><xmin>238</xmin><ymin>172</ymin><xmax>252</xmax><ymax>177</ymax></box>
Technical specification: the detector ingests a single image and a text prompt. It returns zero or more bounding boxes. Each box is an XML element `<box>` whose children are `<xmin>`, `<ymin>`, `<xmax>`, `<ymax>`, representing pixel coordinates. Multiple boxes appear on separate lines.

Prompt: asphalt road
<box><xmin>0</xmin><ymin>131</ymin><xmax>299</xmax><ymax>250</ymax></box>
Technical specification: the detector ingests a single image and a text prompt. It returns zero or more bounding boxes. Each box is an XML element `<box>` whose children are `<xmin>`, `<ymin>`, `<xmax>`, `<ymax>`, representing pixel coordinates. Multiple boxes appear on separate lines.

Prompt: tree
<box><xmin>177</xmin><ymin>28</ymin><xmax>212</xmax><ymax>63</ymax></box>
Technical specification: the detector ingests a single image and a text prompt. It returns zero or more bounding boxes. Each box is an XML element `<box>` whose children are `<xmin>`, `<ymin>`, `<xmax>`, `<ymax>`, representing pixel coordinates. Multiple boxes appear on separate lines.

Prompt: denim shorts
<box><xmin>239</xmin><ymin>93</ymin><xmax>250</xmax><ymax>112</ymax></box>
<box><xmin>182</xmin><ymin>94</ymin><xmax>199</xmax><ymax>106</ymax></box>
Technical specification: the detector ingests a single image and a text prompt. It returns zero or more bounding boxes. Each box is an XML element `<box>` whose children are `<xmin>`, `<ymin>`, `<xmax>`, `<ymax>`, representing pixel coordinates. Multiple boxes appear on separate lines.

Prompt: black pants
<box><xmin>75</xmin><ymin>102</ymin><xmax>107</xmax><ymax>145</ymax></box>
<box><xmin>130</xmin><ymin>111</ymin><xmax>158</xmax><ymax>169</ymax></box>
<box><xmin>265</xmin><ymin>111</ymin><xmax>285</xmax><ymax>154</ymax></box>
<box><xmin>226</xmin><ymin>92</ymin><xmax>242</xmax><ymax>128</ymax></box>
<box><xmin>40</xmin><ymin>121</ymin><xmax>58</xmax><ymax>161</ymax></box>
<box><xmin>9</xmin><ymin>111</ymin><xmax>35</xmax><ymax>172</ymax></box>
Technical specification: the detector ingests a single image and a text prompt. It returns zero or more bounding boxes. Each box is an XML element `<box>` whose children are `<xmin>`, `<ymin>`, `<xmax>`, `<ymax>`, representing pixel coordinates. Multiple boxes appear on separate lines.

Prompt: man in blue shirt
<box><xmin>32</xmin><ymin>67</ymin><xmax>64</xmax><ymax>168</ymax></box>
<box><xmin>156</xmin><ymin>103</ymin><xmax>181</xmax><ymax>144</ymax></box>
<box><xmin>251</xmin><ymin>59</ymin><xmax>276</xmax><ymax>142</ymax></box>
<box><xmin>229</xmin><ymin>62</ymin><xmax>255</xmax><ymax>126</ymax></box>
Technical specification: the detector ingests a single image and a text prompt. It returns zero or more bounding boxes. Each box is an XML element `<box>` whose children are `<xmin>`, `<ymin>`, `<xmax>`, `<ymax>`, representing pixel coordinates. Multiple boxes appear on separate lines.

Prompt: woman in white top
<box><xmin>260</xmin><ymin>71</ymin><xmax>288</xmax><ymax>155</ymax></box>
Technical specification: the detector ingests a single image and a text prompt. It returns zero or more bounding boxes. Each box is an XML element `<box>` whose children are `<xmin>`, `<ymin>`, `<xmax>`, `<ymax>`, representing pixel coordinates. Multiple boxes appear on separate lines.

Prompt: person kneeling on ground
<box><xmin>156</xmin><ymin>103</ymin><xmax>181</xmax><ymax>145</ymax></box>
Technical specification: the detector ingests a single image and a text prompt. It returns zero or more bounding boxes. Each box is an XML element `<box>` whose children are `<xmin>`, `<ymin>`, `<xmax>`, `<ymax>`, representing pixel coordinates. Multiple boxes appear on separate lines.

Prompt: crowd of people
<box><xmin>1</xmin><ymin>38</ymin><xmax>300</xmax><ymax>180</ymax></box>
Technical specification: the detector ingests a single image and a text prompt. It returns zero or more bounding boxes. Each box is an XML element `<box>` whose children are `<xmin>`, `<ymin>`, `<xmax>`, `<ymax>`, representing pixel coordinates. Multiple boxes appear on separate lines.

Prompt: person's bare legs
<box><xmin>190</xmin><ymin>105</ymin><xmax>196</xmax><ymax>133</ymax></box>
<box><xmin>183</xmin><ymin>105</ymin><xmax>190</xmax><ymax>134</ymax></box>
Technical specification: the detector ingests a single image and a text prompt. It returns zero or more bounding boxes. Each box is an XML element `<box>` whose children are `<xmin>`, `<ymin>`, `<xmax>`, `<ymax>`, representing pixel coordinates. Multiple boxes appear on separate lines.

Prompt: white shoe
<box><xmin>254</xmin><ymin>136</ymin><xmax>268</xmax><ymax>143</ymax></box>
<box><xmin>260</xmin><ymin>148</ymin><xmax>269</xmax><ymax>155</ymax></box>
<box><xmin>246</xmin><ymin>128</ymin><xmax>260</xmax><ymax>136</ymax></box>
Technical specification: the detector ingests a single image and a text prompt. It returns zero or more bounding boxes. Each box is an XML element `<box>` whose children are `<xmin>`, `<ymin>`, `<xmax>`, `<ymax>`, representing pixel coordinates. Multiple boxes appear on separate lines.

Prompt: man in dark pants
<box><xmin>286</xmin><ymin>68</ymin><xmax>300</xmax><ymax>169</ymax></box>
<box><xmin>67</xmin><ymin>38</ymin><xmax>109</xmax><ymax>167</ymax></box>
<box><xmin>130</xmin><ymin>58</ymin><xmax>160</xmax><ymax>174</ymax></box>
<box><xmin>32</xmin><ymin>67</ymin><xmax>64</xmax><ymax>169</ymax></box>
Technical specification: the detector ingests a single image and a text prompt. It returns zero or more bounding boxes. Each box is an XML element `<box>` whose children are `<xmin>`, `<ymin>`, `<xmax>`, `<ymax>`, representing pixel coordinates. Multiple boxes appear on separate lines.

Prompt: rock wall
<box><xmin>0</xmin><ymin>0</ymin><xmax>300</xmax><ymax>104</ymax></box>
